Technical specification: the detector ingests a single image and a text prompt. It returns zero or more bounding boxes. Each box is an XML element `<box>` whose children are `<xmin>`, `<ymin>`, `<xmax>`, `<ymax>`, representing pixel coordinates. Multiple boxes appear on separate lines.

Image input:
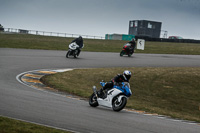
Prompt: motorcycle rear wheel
<box><xmin>112</xmin><ymin>96</ymin><xmax>127</xmax><ymax>112</ymax></box>
<box><xmin>89</xmin><ymin>93</ymin><xmax>99</xmax><ymax>107</ymax></box>
<box><xmin>74</xmin><ymin>54</ymin><xmax>77</xmax><ymax>58</ymax></box>
<box><xmin>74</xmin><ymin>50</ymin><xmax>78</xmax><ymax>58</ymax></box>
<box><xmin>128</xmin><ymin>50</ymin><xmax>133</xmax><ymax>57</ymax></box>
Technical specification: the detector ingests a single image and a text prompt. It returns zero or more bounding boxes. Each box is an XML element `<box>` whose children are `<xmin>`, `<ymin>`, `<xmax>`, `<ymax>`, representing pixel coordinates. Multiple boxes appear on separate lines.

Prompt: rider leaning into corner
<box><xmin>97</xmin><ymin>70</ymin><xmax>132</xmax><ymax>98</ymax></box>
<box><xmin>71</xmin><ymin>36</ymin><xmax>84</xmax><ymax>56</ymax></box>
<box><xmin>126</xmin><ymin>38</ymin><xmax>136</xmax><ymax>54</ymax></box>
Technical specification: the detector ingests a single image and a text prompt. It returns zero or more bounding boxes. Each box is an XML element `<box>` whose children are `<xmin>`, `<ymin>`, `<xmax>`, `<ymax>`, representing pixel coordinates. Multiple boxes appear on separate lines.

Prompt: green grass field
<box><xmin>1</xmin><ymin>33</ymin><xmax>200</xmax><ymax>54</ymax></box>
<box><xmin>0</xmin><ymin>116</ymin><xmax>71</xmax><ymax>133</ymax></box>
<box><xmin>41</xmin><ymin>67</ymin><xmax>200</xmax><ymax>123</ymax></box>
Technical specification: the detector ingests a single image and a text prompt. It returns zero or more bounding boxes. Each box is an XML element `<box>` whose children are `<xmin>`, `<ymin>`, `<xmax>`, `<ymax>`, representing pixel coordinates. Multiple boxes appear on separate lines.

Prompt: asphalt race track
<box><xmin>1</xmin><ymin>48</ymin><xmax>200</xmax><ymax>133</ymax></box>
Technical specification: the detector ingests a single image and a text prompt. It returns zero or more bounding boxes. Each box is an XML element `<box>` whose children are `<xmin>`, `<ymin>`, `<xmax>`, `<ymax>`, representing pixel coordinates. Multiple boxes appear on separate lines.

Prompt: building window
<box><xmin>148</xmin><ymin>22</ymin><xmax>152</xmax><ymax>28</ymax></box>
<box><xmin>135</xmin><ymin>21</ymin><xmax>138</xmax><ymax>27</ymax></box>
<box><xmin>130</xmin><ymin>21</ymin><xmax>134</xmax><ymax>27</ymax></box>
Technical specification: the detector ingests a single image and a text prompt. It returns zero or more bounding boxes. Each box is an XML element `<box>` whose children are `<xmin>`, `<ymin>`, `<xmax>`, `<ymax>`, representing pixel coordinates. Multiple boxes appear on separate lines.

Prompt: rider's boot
<box><xmin>97</xmin><ymin>88</ymin><xmax>104</xmax><ymax>98</ymax></box>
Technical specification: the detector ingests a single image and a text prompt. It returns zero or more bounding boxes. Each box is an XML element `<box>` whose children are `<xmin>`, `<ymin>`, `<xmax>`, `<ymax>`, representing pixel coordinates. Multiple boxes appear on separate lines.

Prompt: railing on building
<box><xmin>1</xmin><ymin>28</ymin><xmax>105</xmax><ymax>40</ymax></box>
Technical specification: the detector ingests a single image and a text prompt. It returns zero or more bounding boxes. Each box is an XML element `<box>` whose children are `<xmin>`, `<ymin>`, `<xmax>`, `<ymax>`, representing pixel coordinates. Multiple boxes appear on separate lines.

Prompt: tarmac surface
<box><xmin>1</xmin><ymin>48</ymin><xmax>200</xmax><ymax>133</ymax></box>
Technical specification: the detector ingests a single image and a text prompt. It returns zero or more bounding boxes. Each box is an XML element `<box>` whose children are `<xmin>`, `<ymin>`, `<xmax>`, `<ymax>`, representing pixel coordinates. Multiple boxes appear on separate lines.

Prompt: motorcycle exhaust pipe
<box><xmin>92</xmin><ymin>86</ymin><xmax>97</xmax><ymax>94</ymax></box>
<box><xmin>92</xmin><ymin>86</ymin><xmax>98</xmax><ymax>97</ymax></box>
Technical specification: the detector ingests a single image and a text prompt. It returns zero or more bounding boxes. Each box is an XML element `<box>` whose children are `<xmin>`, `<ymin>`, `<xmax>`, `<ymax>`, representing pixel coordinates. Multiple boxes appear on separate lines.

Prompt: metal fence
<box><xmin>2</xmin><ymin>28</ymin><xmax>105</xmax><ymax>39</ymax></box>
<box><xmin>135</xmin><ymin>35</ymin><xmax>200</xmax><ymax>43</ymax></box>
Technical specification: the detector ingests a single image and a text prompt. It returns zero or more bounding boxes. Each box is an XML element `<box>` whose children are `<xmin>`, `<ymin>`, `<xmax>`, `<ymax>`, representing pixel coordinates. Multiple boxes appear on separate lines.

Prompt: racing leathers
<box><xmin>71</xmin><ymin>36</ymin><xmax>83</xmax><ymax>56</ymax></box>
<box><xmin>97</xmin><ymin>74</ymin><xmax>130</xmax><ymax>98</ymax></box>
<box><xmin>126</xmin><ymin>40</ymin><xmax>136</xmax><ymax>54</ymax></box>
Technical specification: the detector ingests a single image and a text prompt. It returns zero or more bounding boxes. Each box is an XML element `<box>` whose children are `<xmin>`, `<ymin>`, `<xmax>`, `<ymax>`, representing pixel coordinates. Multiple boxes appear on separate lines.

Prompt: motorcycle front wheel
<box><xmin>112</xmin><ymin>96</ymin><xmax>127</xmax><ymax>111</ymax></box>
<box><xmin>120</xmin><ymin>50</ymin><xmax>125</xmax><ymax>56</ymax></box>
<box><xmin>89</xmin><ymin>93</ymin><xmax>99</xmax><ymax>107</ymax></box>
<box><xmin>66</xmin><ymin>51</ymin><xmax>70</xmax><ymax>58</ymax></box>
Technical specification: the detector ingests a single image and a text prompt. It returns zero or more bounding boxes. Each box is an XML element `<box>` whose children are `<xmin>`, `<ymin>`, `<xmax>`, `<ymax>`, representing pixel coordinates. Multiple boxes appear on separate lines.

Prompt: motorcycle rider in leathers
<box><xmin>97</xmin><ymin>70</ymin><xmax>132</xmax><ymax>98</ymax></box>
<box><xmin>126</xmin><ymin>38</ymin><xmax>136</xmax><ymax>54</ymax></box>
<box><xmin>71</xmin><ymin>36</ymin><xmax>84</xmax><ymax>56</ymax></box>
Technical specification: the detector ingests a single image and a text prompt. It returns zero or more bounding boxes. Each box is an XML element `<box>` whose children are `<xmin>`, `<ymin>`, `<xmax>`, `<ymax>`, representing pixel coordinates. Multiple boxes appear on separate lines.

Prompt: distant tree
<box><xmin>0</xmin><ymin>24</ymin><xmax>4</xmax><ymax>31</ymax></box>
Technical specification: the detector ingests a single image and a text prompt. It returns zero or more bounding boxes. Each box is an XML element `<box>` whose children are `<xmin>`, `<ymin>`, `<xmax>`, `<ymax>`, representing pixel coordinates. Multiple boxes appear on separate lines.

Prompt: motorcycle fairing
<box><xmin>97</xmin><ymin>88</ymin><xmax>122</xmax><ymax>108</ymax></box>
<box><xmin>69</xmin><ymin>42</ymin><xmax>79</xmax><ymax>50</ymax></box>
<box><xmin>100</xmin><ymin>81</ymin><xmax>132</xmax><ymax>97</ymax></box>
<box><xmin>113</xmin><ymin>83</ymin><xmax>132</xmax><ymax>97</ymax></box>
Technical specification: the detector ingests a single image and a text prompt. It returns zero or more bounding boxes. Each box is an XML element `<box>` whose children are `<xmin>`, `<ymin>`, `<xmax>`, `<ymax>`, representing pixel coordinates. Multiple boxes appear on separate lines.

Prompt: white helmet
<box><xmin>123</xmin><ymin>70</ymin><xmax>131</xmax><ymax>80</ymax></box>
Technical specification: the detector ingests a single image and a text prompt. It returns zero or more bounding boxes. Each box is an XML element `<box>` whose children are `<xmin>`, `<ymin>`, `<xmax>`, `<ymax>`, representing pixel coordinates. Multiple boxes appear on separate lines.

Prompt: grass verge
<box><xmin>41</xmin><ymin>67</ymin><xmax>200</xmax><ymax>122</ymax></box>
<box><xmin>1</xmin><ymin>33</ymin><xmax>200</xmax><ymax>54</ymax></box>
<box><xmin>0</xmin><ymin>116</ymin><xmax>71</xmax><ymax>133</ymax></box>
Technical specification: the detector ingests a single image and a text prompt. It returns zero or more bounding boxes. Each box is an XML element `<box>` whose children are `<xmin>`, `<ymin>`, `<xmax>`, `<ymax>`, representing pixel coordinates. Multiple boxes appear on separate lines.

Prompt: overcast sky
<box><xmin>0</xmin><ymin>0</ymin><xmax>200</xmax><ymax>39</ymax></box>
